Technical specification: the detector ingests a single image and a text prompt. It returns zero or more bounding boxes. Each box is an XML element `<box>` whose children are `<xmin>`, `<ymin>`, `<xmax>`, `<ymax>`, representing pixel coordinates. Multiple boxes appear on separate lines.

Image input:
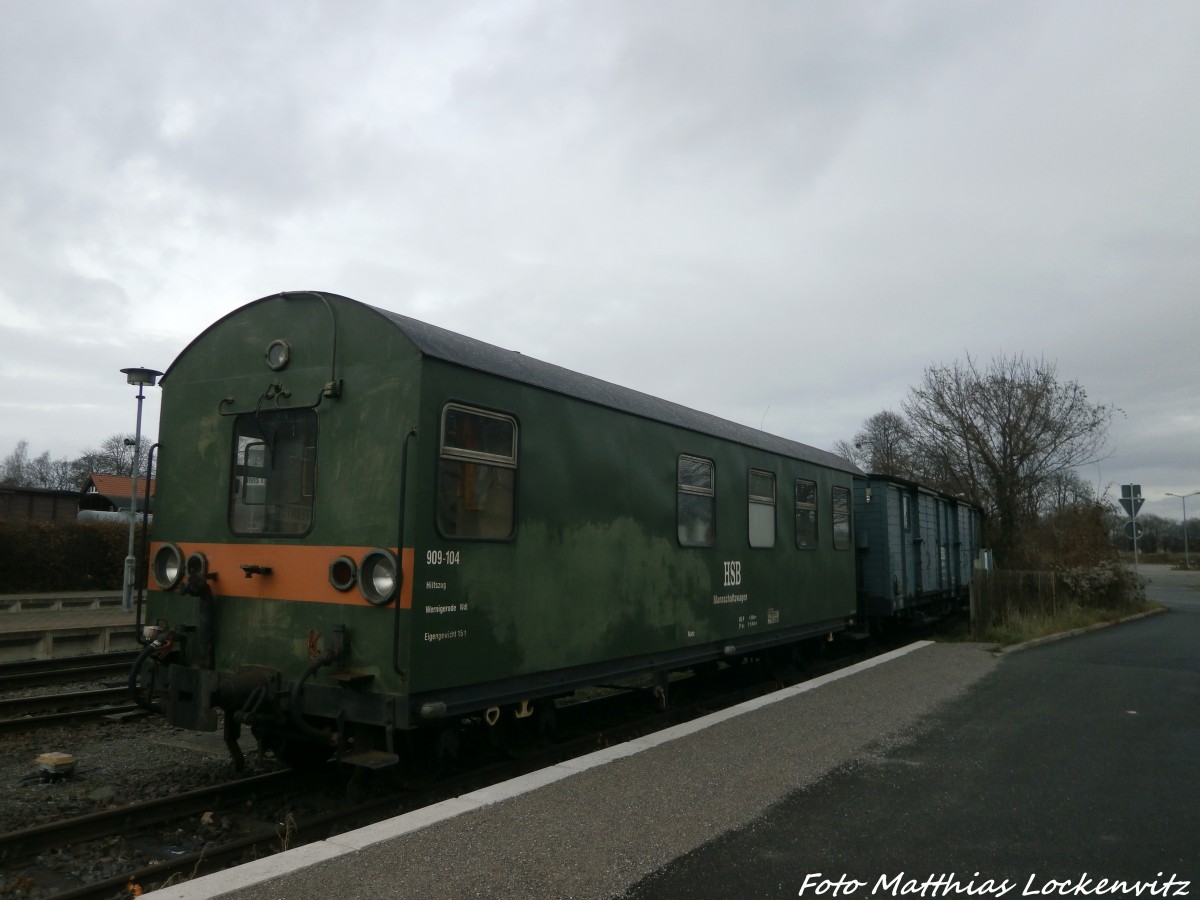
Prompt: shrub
<box><xmin>1058</xmin><ymin>559</ymin><xmax>1146</xmax><ymax>609</ymax></box>
<box><xmin>0</xmin><ymin>521</ymin><xmax>145</xmax><ymax>593</ymax></box>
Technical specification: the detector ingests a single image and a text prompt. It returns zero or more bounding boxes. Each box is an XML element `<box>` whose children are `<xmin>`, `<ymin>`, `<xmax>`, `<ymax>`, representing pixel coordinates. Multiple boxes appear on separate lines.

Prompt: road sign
<box><xmin>1119</xmin><ymin>497</ymin><xmax>1145</xmax><ymax>518</ymax></box>
<box><xmin>1120</xmin><ymin>484</ymin><xmax>1144</xmax><ymax>518</ymax></box>
<box><xmin>1124</xmin><ymin>521</ymin><xmax>1144</xmax><ymax>540</ymax></box>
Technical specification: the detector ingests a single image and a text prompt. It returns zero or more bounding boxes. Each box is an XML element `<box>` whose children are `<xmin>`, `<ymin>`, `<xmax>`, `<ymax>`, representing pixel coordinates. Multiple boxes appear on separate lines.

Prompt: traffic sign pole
<box><xmin>1122</xmin><ymin>484</ymin><xmax>1143</xmax><ymax>574</ymax></box>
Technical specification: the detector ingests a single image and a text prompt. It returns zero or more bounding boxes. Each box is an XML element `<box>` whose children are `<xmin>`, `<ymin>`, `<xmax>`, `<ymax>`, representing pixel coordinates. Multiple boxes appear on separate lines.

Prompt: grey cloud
<box><xmin>0</xmin><ymin>0</ymin><xmax>1197</xmax><ymax>511</ymax></box>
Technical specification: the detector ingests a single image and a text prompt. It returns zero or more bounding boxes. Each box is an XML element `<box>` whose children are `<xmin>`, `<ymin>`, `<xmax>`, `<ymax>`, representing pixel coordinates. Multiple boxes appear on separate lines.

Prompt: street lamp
<box><xmin>1165</xmin><ymin>491</ymin><xmax>1200</xmax><ymax>570</ymax></box>
<box><xmin>120</xmin><ymin>367</ymin><xmax>163</xmax><ymax>612</ymax></box>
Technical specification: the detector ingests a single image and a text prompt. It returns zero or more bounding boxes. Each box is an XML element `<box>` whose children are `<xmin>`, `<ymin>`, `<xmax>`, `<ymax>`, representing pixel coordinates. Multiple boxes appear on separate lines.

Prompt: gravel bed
<box><xmin>0</xmin><ymin>699</ymin><xmax>274</xmax><ymax>898</ymax></box>
<box><xmin>1</xmin><ymin>674</ymin><xmax>249</xmax><ymax>829</ymax></box>
<box><xmin>0</xmin><ymin>717</ymin><xmax>248</xmax><ymax>827</ymax></box>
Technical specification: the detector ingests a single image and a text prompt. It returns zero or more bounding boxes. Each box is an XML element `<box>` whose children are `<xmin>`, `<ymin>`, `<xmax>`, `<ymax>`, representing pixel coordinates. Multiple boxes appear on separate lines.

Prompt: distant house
<box><xmin>79</xmin><ymin>474</ymin><xmax>156</xmax><ymax>515</ymax></box>
<box><xmin>0</xmin><ymin>475</ymin><xmax>157</xmax><ymax>525</ymax></box>
<box><xmin>0</xmin><ymin>486</ymin><xmax>81</xmax><ymax>524</ymax></box>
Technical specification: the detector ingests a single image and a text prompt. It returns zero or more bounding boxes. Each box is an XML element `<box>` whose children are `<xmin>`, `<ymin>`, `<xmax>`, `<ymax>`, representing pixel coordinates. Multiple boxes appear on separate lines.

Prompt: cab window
<box><xmin>229</xmin><ymin>409</ymin><xmax>317</xmax><ymax>535</ymax></box>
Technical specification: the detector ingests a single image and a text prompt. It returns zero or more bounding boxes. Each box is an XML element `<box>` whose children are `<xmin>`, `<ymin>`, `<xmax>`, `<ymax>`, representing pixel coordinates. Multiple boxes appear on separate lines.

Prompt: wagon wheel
<box><xmin>531</xmin><ymin>699</ymin><xmax>557</xmax><ymax>743</ymax></box>
<box><xmin>398</xmin><ymin>724</ymin><xmax>462</xmax><ymax>787</ymax></box>
<box><xmin>252</xmin><ymin>724</ymin><xmax>333</xmax><ymax>770</ymax></box>
<box><xmin>273</xmin><ymin>736</ymin><xmax>335</xmax><ymax>770</ymax></box>
<box><xmin>432</xmin><ymin>725</ymin><xmax>461</xmax><ymax>768</ymax></box>
<box><xmin>346</xmin><ymin>766</ymin><xmax>372</xmax><ymax>804</ymax></box>
<box><xmin>765</xmin><ymin>644</ymin><xmax>801</xmax><ymax>683</ymax></box>
<box><xmin>488</xmin><ymin>700</ymin><xmax>557</xmax><ymax>757</ymax></box>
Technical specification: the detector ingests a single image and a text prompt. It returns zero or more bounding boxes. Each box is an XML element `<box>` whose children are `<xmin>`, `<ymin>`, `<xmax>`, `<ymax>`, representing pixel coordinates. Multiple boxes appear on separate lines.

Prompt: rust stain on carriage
<box><xmin>147</xmin><ymin>542</ymin><xmax>415</xmax><ymax>609</ymax></box>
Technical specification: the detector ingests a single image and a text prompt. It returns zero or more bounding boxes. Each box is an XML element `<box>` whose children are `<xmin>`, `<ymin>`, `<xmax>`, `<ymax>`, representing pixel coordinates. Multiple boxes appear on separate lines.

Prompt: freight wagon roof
<box><xmin>371</xmin><ymin>302</ymin><xmax>861</xmax><ymax>476</ymax></box>
<box><xmin>863</xmin><ymin>472</ymin><xmax>982</xmax><ymax>512</ymax></box>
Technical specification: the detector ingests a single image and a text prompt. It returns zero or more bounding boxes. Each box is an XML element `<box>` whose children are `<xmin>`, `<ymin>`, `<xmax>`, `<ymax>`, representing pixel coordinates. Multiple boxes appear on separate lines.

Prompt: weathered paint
<box><xmin>855</xmin><ymin>474</ymin><xmax>982</xmax><ymax>618</ymax></box>
<box><xmin>146</xmin><ymin>291</ymin><xmax>862</xmax><ymax>731</ymax></box>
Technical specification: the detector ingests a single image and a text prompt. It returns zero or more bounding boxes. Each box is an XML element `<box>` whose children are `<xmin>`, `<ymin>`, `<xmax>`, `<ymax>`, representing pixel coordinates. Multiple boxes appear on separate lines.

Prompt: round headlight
<box><xmin>329</xmin><ymin>556</ymin><xmax>357</xmax><ymax>592</ymax></box>
<box><xmin>152</xmin><ymin>543</ymin><xmax>185</xmax><ymax>590</ymax></box>
<box><xmin>358</xmin><ymin>549</ymin><xmax>399</xmax><ymax>606</ymax></box>
<box><xmin>265</xmin><ymin>339</ymin><xmax>291</xmax><ymax>371</ymax></box>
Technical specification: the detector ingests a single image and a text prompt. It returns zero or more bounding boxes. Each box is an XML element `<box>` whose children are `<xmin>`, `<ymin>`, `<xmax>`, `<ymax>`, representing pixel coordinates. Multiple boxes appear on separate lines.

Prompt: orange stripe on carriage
<box><xmin>146</xmin><ymin>542</ymin><xmax>415</xmax><ymax>608</ymax></box>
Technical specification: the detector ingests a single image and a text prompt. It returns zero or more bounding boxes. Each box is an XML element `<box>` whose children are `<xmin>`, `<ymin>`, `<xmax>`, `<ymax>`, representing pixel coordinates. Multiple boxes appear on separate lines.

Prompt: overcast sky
<box><xmin>1</xmin><ymin>1</ymin><xmax>1197</xmax><ymax>520</ymax></box>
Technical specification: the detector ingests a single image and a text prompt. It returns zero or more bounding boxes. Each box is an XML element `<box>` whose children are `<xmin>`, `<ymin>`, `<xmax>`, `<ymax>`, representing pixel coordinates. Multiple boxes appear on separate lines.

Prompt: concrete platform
<box><xmin>0</xmin><ymin>591</ymin><xmax>125</xmax><ymax>613</ymax></box>
<box><xmin>621</xmin><ymin>572</ymin><xmax>1199</xmax><ymax>898</ymax></box>
<box><xmin>0</xmin><ymin>592</ymin><xmax>137</xmax><ymax>660</ymax></box>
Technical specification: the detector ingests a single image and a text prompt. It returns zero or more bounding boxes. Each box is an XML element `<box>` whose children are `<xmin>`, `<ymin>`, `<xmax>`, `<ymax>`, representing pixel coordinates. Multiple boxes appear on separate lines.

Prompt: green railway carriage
<box><xmin>135</xmin><ymin>291</ymin><xmax>862</xmax><ymax>768</ymax></box>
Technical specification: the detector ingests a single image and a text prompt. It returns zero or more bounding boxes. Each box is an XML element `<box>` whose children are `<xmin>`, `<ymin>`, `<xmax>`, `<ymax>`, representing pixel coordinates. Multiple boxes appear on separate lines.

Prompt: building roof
<box><xmin>81</xmin><ymin>474</ymin><xmax>156</xmax><ymax>511</ymax></box>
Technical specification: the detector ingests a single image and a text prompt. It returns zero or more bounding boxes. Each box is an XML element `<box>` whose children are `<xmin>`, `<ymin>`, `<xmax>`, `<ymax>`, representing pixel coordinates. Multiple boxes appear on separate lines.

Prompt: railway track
<box><xmin>0</xmin><ymin>769</ymin><xmax>307</xmax><ymax>900</ymax></box>
<box><xmin>0</xmin><ymin>651</ymin><xmax>140</xmax><ymax>691</ymax></box>
<box><xmin>0</xmin><ymin>688</ymin><xmax>139</xmax><ymax>734</ymax></box>
<box><xmin>0</xmin><ymin>651</ymin><xmax>143</xmax><ymax>735</ymax></box>
<box><xmin>0</xmin><ymin>770</ymin><xmax>299</xmax><ymax>862</ymax></box>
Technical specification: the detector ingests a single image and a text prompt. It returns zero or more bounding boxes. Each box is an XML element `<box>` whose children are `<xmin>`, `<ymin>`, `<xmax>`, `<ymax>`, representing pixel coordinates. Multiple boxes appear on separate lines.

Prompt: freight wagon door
<box><xmin>891</xmin><ymin>486</ymin><xmax>912</xmax><ymax>604</ymax></box>
<box><xmin>937</xmin><ymin>499</ymin><xmax>950</xmax><ymax>593</ymax></box>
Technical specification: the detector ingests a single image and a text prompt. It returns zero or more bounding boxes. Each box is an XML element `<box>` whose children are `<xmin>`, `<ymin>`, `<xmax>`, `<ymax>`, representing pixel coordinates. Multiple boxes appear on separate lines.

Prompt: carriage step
<box><xmin>339</xmin><ymin>750</ymin><xmax>400</xmax><ymax>769</ymax></box>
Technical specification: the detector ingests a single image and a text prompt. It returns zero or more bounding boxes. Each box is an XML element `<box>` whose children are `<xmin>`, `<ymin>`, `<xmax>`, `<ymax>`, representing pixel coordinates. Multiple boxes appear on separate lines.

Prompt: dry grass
<box><xmin>967</xmin><ymin>600</ymin><xmax>1158</xmax><ymax>646</ymax></box>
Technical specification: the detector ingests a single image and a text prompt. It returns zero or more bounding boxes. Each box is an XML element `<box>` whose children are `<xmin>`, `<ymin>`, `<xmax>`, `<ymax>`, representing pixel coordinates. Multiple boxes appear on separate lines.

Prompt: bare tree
<box><xmin>1040</xmin><ymin>469</ymin><xmax>1096</xmax><ymax>516</ymax></box>
<box><xmin>0</xmin><ymin>441</ymin><xmax>31</xmax><ymax>487</ymax></box>
<box><xmin>902</xmin><ymin>354</ymin><xmax>1115</xmax><ymax>566</ymax></box>
<box><xmin>70</xmin><ymin>433</ymin><xmax>154</xmax><ymax>484</ymax></box>
<box><xmin>29</xmin><ymin>451</ymin><xmax>78</xmax><ymax>490</ymax></box>
<box><xmin>2</xmin><ymin>434</ymin><xmax>154</xmax><ymax>491</ymax></box>
<box><xmin>851</xmin><ymin>410</ymin><xmax>916</xmax><ymax>478</ymax></box>
<box><xmin>831</xmin><ymin>439</ymin><xmax>865</xmax><ymax>468</ymax></box>
<box><xmin>1</xmin><ymin>441</ymin><xmax>77</xmax><ymax>490</ymax></box>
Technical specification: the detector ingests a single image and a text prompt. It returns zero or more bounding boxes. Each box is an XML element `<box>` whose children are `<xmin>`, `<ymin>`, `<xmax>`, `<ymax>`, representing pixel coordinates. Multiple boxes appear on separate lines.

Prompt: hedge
<box><xmin>0</xmin><ymin>521</ymin><xmax>146</xmax><ymax>593</ymax></box>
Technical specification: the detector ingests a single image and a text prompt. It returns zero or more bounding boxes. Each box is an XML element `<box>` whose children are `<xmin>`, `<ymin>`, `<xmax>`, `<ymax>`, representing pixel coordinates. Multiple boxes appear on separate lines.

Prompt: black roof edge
<box><xmin>863</xmin><ymin>473</ymin><xmax>980</xmax><ymax>509</ymax></box>
<box><xmin>371</xmin><ymin>302</ymin><xmax>862</xmax><ymax>476</ymax></box>
<box><xmin>163</xmin><ymin>290</ymin><xmax>861</xmax><ymax>476</ymax></box>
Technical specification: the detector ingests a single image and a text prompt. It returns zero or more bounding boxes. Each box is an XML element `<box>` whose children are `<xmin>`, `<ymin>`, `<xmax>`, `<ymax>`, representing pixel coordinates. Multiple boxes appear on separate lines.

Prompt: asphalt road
<box><xmin>1141</xmin><ymin>562</ymin><xmax>1200</xmax><ymax>611</ymax></box>
<box><xmin>622</xmin><ymin>564</ymin><xmax>1200</xmax><ymax>899</ymax></box>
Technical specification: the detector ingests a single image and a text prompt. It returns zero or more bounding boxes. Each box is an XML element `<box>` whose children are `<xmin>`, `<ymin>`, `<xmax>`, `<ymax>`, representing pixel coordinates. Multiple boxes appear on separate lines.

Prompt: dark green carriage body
<box><xmin>146</xmin><ymin>293</ymin><xmax>420</xmax><ymax>712</ymax></box>
<box><xmin>143</xmin><ymin>291</ymin><xmax>860</xmax><ymax>749</ymax></box>
<box><xmin>406</xmin><ymin>356</ymin><xmax>861</xmax><ymax>710</ymax></box>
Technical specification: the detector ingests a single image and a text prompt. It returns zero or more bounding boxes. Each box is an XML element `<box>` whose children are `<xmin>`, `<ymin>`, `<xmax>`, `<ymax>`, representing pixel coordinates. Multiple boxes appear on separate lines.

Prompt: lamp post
<box><xmin>120</xmin><ymin>367</ymin><xmax>163</xmax><ymax>612</ymax></box>
<box><xmin>1165</xmin><ymin>491</ymin><xmax>1200</xmax><ymax>570</ymax></box>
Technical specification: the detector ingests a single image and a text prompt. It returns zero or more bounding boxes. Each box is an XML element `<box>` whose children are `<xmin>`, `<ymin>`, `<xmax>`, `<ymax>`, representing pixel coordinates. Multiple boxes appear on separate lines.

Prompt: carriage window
<box><xmin>748</xmin><ymin>469</ymin><xmax>775</xmax><ymax>548</ymax></box>
<box><xmin>795</xmin><ymin>479</ymin><xmax>817</xmax><ymax>549</ymax></box>
<box><xmin>229</xmin><ymin>409</ymin><xmax>317</xmax><ymax>535</ymax></box>
<box><xmin>678</xmin><ymin>454</ymin><xmax>715</xmax><ymax>547</ymax></box>
<box><xmin>438</xmin><ymin>404</ymin><xmax>517</xmax><ymax>540</ymax></box>
<box><xmin>832</xmin><ymin>485</ymin><xmax>852</xmax><ymax>550</ymax></box>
